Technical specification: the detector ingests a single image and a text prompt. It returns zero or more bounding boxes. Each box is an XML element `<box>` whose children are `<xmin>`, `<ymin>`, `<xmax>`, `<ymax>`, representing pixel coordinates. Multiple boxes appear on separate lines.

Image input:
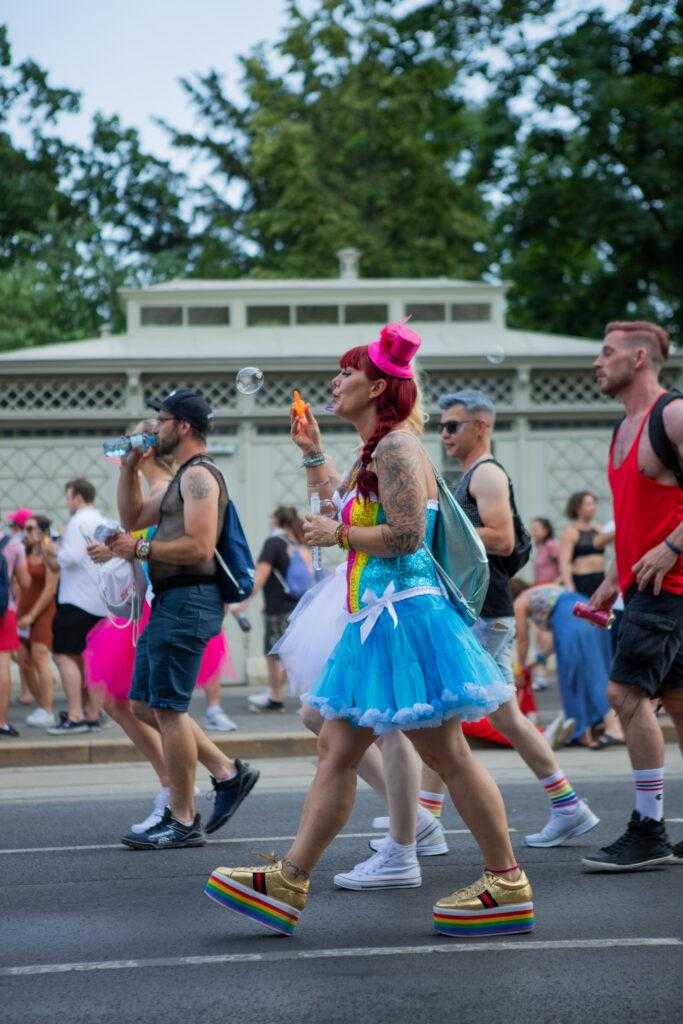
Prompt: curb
<box><xmin>0</xmin><ymin>720</ymin><xmax>677</xmax><ymax>770</ymax></box>
<box><xmin>0</xmin><ymin>732</ymin><xmax>319</xmax><ymax>769</ymax></box>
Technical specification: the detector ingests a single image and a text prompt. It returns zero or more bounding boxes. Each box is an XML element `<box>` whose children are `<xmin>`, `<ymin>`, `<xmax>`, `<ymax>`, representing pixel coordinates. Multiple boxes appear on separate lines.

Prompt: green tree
<box><xmin>483</xmin><ymin>1</ymin><xmax>682</xmax><ymax>340</ymax></box>
<box><xmin>166</xmin><ymin>0</ymin><xmax>497</xmax><ymax>280</ymax></box>
<box><xmin>0</xmin><ymin>25</ymin><xmax>193</xmax><ymax>350</ymax></box>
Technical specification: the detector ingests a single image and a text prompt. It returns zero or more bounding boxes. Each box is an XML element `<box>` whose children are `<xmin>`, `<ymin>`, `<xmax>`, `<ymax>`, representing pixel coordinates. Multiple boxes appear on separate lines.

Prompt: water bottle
<box><xmin>309</xmin><ymin>489</ymin><xmax>322</xmax><ymax>573</ymax></box>
<box><xmin>102</xmin><ymin>433</ymin><xmax>156</xmax><ymax>461</ymax></box>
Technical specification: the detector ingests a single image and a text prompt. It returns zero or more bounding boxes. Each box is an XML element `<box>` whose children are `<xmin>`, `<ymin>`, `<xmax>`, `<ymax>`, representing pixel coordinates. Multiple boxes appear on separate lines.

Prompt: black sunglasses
<box><xmin>441</xmin><ymin>421</ymin><xmax>470</xmax><ymax>435</ymax></box>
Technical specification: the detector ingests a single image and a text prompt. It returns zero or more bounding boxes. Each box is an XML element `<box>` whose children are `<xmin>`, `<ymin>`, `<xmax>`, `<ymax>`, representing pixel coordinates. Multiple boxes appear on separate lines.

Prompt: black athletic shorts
<box><xmin>610</xmin><ymin>587</ymin><xmax>683</xmax><ymax>698</ymax></box>
<box><xmin>52</xmin><ymin>603</ymin><xmax>103</xmax><ymax>656</ymax></box>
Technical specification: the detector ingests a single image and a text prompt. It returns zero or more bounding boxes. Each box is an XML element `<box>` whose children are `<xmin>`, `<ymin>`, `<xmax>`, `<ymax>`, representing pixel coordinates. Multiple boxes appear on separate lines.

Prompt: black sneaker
<box><xmin>672</xmin><ymin>839</ymin><xmax>683</xmax><ymax>864</ymax></box>
<box><xmin>47</xmin><ymin>718</ymin><xmax>90</xmax><ymax>735</ymax></box>
<box><xmin>205</xmin><ymin>759</ymin><xmax>260</xmax><ymax>835</ymax></box>
<box><xmin>582</xmin><ymin>811</ymin><xmax>673</xmax><ymax>872</ymax></box>
<box><xmin>121</xmin><ymin>807</ymin><xmax>205</xmax><ymax>850</ymax></box>
<box><xmin>0</xmin><ymin>723</ymin><xmax>20</xmax><ymax>738</ymax></box>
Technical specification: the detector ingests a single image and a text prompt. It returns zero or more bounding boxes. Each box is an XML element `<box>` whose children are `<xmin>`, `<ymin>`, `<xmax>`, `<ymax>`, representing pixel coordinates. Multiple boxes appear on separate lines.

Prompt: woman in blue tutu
<box><xmin>204</xmin><ymin>323</ymin><xmax>535</xmax><ymax>939</ymax></box>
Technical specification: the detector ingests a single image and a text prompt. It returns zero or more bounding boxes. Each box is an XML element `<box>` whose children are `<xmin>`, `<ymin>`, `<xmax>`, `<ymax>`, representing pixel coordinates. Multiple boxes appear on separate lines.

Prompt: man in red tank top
<box><xmin>582</xmin><ymin>320</ymin><xmax>683</xmax><ymax>872</ymax></box>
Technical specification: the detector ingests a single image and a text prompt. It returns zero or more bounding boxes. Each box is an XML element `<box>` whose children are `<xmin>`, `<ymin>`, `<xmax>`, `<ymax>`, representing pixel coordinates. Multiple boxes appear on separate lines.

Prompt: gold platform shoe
<box><xmin>205</xmin><ymin>858</ymin><xmax>309</xmax><ymax>936</ymax></box>
<box><xmin>433</xmin><ymin>870</ymin><xmax>534</xmax><ymax>937</ymax></box>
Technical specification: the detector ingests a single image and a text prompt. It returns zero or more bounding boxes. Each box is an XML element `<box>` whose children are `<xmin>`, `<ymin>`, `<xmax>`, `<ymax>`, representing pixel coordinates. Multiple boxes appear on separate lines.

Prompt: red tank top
<box><xmin>608</xmin><ymin>400</ymin><xmax>683</xmax><ymax>596</ymax></box>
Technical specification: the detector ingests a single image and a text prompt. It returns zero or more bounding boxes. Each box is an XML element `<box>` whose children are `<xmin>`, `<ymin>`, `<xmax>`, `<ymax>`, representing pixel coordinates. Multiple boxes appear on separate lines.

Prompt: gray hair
<box><xmin>438</xmin><ymin>388</ymin><xmax>496</xmax><ymax>418</ymax></box>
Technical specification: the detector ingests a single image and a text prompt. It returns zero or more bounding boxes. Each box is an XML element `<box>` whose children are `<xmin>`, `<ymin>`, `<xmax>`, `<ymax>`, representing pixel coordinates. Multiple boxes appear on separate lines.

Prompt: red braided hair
<box><xmin>339</xmin><ymin>345</ymin><xmax>417</xmax><ymax>499</ymax></box>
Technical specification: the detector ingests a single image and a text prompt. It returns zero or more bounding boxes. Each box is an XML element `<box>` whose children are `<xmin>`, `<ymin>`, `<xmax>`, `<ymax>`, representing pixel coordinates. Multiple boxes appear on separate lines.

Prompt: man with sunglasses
<box><xmin>416</xmin><ymin>389</ymin><xmax>598</xmax><ymax>848</ymax></box>
<box><xmin>109</xmin><ymin>388</ymin><xmax>258</xmax><ymax>850</ymax></box>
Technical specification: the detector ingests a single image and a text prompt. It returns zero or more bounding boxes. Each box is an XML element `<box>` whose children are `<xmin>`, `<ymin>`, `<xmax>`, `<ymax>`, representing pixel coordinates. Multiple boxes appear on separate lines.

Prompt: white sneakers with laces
<box><xmin>525</xmin><ymin>800</ymin><xmax>599</xmax><ymax>847</ymax></box>
<box><xmin>369</xmin><ymin>812</ymin><xmax>450</xmax><ymax>857</ymax></box>
<box><xmin>334</xmin><ymin>838</ymin><xmax>422</xmax><ymax>890</ymax></box>
<box><xmin>204</xmin><ymin>706</ymin><xmax>238</xmax><ymax>732</ymax></box>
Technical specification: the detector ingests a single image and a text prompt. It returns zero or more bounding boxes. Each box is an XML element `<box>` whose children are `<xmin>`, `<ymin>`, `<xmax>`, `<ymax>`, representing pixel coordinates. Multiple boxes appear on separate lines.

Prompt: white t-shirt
<box><xmin>57</xmin><ymin>506</ymin><xmax>108</xmax><ymax>617</ymax></box>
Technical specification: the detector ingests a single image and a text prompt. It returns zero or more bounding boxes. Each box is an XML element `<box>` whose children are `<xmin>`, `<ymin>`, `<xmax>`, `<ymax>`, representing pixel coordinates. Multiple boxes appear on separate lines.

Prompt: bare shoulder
<box><xmin>374</xmin><ymin>429</ymin><xmax>423</xmax><ymax>460</ymax></box>
<box><xmin>181</xmin><ymin>464</ymin><xmax>219</xmax><ymax>501</ymax></box>
<box><xmin>661</xmin><ymin>397</ymin><xmax>683</xmax><ymax>444</ymax></box>
<box><xmin>470</xmin><ymin>459</ymin><xmax>508</xmax><ymax>498</ymax></box>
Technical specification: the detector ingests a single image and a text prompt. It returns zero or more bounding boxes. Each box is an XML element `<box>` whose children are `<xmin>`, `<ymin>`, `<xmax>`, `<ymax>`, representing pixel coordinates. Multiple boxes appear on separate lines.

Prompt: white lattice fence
<box><xmin>0</xmin><ymin>377</ymin><xmax>126</xmax><ymax>411</ymax></box>
<box><xmin>254</xmin><ymin>375</ymin><xmax>332</xmax><ymax>411</ymax></box>
<box><xmin>421</xmin><ymin>371</ymin><xmax>515</xmax><ymax>407</ymax></box>
<box><xmin>540</xmin><ymin>431</ymin><xmax>614</xmax><ymax>524</ymax></box>
<box><xmin>0</xmin><ymin>439</ymin><xmax>117</xmax><ymax>525</ymax></box>
<box><xmin>141</xmin><ymin>376</ymin><xmax>239</xmax><ymax>410</ymax></box>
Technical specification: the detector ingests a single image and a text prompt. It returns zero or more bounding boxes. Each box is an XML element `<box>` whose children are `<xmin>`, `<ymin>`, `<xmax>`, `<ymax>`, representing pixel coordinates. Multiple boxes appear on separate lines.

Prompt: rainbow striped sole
<box><xmin>433</xmin><ymin>901</ymin><xmax>534</xmax><ymax>937</ymax></box>
<box><xmin>204</xmin><ymin>871</ymin><xmax>301</xmax><ymax>936</ymax></box>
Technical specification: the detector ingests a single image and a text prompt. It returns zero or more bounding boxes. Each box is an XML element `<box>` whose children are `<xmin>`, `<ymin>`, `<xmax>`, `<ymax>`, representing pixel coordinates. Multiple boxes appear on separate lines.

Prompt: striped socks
<box><xmin>419</xmin><ymin>790</ymin><xmax>445</xmax><ymax>818</ymax></box>
<box><xmin>633</xmin><ymin>768</ymin><xmax>664</xmax><ymax>821</ymax></box>
<box><xmin>540</xmin><ymin>771</ymin><xmax>579</xmax><ymax>815</ymax></box>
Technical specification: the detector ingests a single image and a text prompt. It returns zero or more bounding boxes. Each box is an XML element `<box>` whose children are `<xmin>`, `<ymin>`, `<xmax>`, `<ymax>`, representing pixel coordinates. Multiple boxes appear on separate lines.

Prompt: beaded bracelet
<box><xmin>335</xmin><ymin>523</ymin><xmax>350</xmax><ymax>550</ymax></box>
<box><xmin>301</xmin><ymin>451</ymin><xmax>326</xmax><ymax>468</ymax></box>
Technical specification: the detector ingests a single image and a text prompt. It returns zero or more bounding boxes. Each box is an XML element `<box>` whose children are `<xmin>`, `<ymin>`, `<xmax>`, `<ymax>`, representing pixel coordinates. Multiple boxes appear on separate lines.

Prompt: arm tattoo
<box><xmin>185</xmin><ymin>469</ymin><xmax>213</xmax><ymax>501</ymax></box>
<box><xmin>373</xmin><ymin>432</ymin><xmax>427</xmax><ymax>555</ymax></box>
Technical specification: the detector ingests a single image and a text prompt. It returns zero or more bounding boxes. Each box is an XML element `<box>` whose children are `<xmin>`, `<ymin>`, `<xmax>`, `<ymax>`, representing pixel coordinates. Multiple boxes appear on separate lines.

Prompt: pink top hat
<box><xmin>367</xmin><ymin>322</ymin><xmax>421</xmax><ymax>379</ymax></box>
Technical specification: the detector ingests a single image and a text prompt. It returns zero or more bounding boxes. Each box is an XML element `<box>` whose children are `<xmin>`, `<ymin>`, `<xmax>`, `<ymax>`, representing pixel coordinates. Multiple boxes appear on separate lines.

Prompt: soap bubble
<box><xmin>485</xmin><ymin>347</ymin><xmax>506</xmax><ymax>365</ymax></box>
<box><xmin>235</xmin><ymin>366</ymin><xmax>264</xmax><ymax>395</ymax></box>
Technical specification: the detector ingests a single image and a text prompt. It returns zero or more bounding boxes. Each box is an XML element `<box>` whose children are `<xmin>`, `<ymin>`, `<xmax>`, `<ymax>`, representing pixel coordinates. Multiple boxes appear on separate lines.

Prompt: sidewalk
<box><xmin>1</xmin><ymin>684</ymin><xmax>678</xmax><ymax>769</ymax></box>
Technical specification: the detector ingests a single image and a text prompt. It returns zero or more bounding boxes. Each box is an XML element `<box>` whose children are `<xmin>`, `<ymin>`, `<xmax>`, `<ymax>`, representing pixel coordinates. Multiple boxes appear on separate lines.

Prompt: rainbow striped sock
<box><xmin>541</xmin><ymin>771</ymin><xmax>578</xmax><ymax>813</ymax></box>
<box><xmin>419</xmin><ymin>790</ymin><xmax>445</xmax><ymax>818</ymax></box>
<box><xmin>633</xmin><ymin>768</ymin><xmax>664</xmax><ymax>821</ymax></box>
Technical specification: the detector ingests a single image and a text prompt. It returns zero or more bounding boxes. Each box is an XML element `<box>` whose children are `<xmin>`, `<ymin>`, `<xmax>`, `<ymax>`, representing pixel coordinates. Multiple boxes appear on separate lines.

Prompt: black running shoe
<box><xmin>121</xmin><ymin>807</ymin><xmax>205</xmax><ymax>850</ymax></box>
<box><xmin>205</xmin><ymin>759</ymin><xmax>260</xmax><ymax>835</ymax></box>
<box><xmin>582</xmin><ymin>811</ymin><xmax>673</xmax><ymax>872</ymax></box>
<box><xmin>0</xmin><ymin>723</ymin><xmax>20</xmax><ymax>738</ymax></box>
<box><xmin>672</xmin><ymin>839</ymin><xmax>683</xmax><ymax>864</ymax></box>
<box><xmin>46</xmin><ymin>717</ymin><xmax>90</xmax><ymax>735</ymax></box>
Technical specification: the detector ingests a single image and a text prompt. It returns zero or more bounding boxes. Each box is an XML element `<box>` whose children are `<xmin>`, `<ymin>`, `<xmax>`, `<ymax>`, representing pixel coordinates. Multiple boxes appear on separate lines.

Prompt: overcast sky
<box><xmin>3</xmin><ymin>0</ymin><xmax>290</xmax><ymax>163</ymax></box>
<box><xmin>4</xmin><ymin>0</ymin><xmax>629</xmax><ymax>169</ymax></box>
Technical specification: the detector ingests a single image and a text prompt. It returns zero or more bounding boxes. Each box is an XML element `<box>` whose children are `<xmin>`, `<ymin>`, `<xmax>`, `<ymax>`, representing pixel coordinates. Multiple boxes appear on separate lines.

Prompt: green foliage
<box><xmin>483</xmin><ymin>1</ymin><xmax>682</xmax><ymax>340</ymax></box>
<box><xmin>167</xmin><ymin>1</ymin><xmax>493</xmax><ymax>280</ymax></box>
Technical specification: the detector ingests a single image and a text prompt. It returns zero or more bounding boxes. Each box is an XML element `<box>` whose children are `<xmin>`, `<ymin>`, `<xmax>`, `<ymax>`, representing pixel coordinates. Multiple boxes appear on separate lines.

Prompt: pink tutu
<box><xmin>84</xmin><ymin>602</ymin><xmax>235</xmax><ymax>700</ymax></box>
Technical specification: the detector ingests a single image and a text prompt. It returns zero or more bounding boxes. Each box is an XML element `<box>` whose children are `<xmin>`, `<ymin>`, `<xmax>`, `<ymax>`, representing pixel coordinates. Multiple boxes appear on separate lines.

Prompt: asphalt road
<box><xmin>2</xmin><ymin>769</ymin><xmax>682</xmax><ymax>1024</ymax></box>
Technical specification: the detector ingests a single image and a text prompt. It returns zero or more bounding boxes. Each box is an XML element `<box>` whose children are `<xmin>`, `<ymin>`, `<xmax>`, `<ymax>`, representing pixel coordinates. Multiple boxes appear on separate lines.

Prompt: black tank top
<box><xmin>572</xmin><ymin>528</ymin><xmax>601</xmax><ymax>560</ymax></box>
<box><xmin>453</xmin><ymin>461</ymin><xmax>514</xmax><ymax>618</ymax></box>
<box><xmin>150</xmin><ymin>454</ymin><xmax>228</xmax><ymax>593</ymax></box>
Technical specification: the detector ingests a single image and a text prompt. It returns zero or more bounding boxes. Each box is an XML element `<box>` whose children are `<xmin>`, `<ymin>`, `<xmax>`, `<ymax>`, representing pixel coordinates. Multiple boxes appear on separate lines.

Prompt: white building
<box><xmin>2</xmin><ymin>254</ymin><xmax>675</xmax><ymax>674</ymax></box>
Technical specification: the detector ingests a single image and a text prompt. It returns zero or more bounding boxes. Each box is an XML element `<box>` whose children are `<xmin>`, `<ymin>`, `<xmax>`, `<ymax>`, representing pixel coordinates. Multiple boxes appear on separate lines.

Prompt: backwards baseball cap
<box><xmin>7</xmin><ymin>507</ymin><xmax>34</xmax><ymax>529</ymax></box>
<box><xmin>367</xmin><ymin>322</ymin><xmax>422</xmax><ymax>380</ymax></box>
<box><xmin>148</xmin><ymin>388</ymin><xmax>214</xmax><ymax>433</ymax></box>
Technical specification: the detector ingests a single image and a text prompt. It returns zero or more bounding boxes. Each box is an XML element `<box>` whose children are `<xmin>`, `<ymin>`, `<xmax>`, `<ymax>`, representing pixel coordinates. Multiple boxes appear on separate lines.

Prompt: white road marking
<box><xmin>0</xmin><ymin>828</ymin><xmax>512</xmax><ymax>857</ymax></box>
<box><xmin>1</xmin><ymin>938</ymin><xmax>679</xmax><ymax>978</ymax></box>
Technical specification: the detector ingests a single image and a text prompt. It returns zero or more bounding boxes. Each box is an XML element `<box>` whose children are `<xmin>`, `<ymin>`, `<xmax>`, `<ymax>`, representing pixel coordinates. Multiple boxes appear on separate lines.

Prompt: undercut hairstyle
<box><xmin>65</xmin><ymin>477</ymin><xmax>96</xmax><ymax>504</ymax></box>
<box><xmin>532</xmin><ymin>517</ymin><xmax>554</xmax><ymax>540</ymax></box>
<box><xmin>605</xmin><ymin>320</ymin><xmax>670</xmax><ymax>365</ymax></box>
<box><xmin>565</xmin><ymin>490</ymin><xmax>595</xmax><ymax>520</ymax></box>
<box><xmin>438</xmin><ymin>388</ymin><xmax>496</xmax><ymax>423</ymax></box>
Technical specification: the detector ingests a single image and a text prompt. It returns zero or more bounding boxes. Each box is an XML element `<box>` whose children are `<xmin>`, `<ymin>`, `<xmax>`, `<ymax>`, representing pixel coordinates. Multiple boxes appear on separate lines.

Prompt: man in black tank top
<box><xmin>417</xmin><ymin>389</ymin><xmax>598</xmax><ymax>848</ymax></box>
<box><xmin>109</xmin><ymin>389</ymin><xmax>258</xmax><ymax>850</ymax></box>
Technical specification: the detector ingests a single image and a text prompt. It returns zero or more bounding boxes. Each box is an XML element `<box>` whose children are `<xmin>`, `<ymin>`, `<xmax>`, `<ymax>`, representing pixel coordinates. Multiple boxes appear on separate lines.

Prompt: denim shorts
<box><xmin>472</xmin><ymin>616</ymin><xmax>516</xmax><ymax>685</ymax></box>
<box><xmin>130</xmin><ymin>584</ymin><xmax>225</xmax><ymax>712</ymax></box>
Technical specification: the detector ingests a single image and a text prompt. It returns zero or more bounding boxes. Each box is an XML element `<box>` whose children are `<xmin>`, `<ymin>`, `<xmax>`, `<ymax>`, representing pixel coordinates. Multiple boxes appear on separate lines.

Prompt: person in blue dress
<box><xmin>204</xmin><ymin>323</ymin><xmax>535</xmax><ymax>939</ymax></box>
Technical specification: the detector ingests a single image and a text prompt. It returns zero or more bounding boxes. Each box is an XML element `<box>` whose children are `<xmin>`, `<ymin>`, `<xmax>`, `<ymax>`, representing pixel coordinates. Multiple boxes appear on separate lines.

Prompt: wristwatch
<box><xmin>135</xmin><ymin>538</ymin><xmax>151</xmax><ymax>561</ymax></box>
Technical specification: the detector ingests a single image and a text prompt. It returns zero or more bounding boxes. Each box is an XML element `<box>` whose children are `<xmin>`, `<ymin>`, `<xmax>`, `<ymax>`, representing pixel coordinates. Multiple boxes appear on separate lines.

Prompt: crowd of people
<box><xmin>1</xmin><ymin>316</ymin><xmax>682</xmax><ymax>939</ymax></box>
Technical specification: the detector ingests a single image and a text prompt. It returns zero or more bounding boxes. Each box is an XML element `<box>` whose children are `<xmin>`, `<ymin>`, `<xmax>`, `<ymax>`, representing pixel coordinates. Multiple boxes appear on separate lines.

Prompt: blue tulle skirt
<box><xmin>303</xmin><ymin>593</ymin><xmax>514</xmax><ymax>736</ymax></box>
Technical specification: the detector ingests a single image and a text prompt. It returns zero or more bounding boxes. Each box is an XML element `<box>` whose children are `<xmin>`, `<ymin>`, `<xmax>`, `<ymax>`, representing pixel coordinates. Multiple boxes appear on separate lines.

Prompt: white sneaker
<box><xmin>532</xmin><ymin>674</ymin><xmax>549</xmax><ymax>691</ymax></box>
<box><xmin>129</xmin><ymin>788</ymin><xmax>170</xmax><ymax>834</ymax></box>
<box><xmin>25</xmin><ymin>707</ymin><xmax>56</xmax><ymax>728</ymax></box>
<box><xmin>525</xmin><ymin>800</ymin><xmax>600</xmax><ymax>847</ymax></box>
<box><xmin>334</xmin><ymin>842</ymin><xmax>421</xmax><ymax>890</ymax></box>
<box><xmin>204</xmin><ymin>707</ymin><xmax>238</xmax><ymax>732</ymax></box>
<box><xmin>247</xmin><ymin>690</ymin><xmax>272</xmax><ymax>709</ymax></box>
<box><xmin>369</xmin><ymin>815</ymin><xmax>449</xmax><ymax>857</ymax></box>
<box><xmin>543</xmin><ymin>713</ymin><xmax>576</xmax><ymax>750</ymax></box>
